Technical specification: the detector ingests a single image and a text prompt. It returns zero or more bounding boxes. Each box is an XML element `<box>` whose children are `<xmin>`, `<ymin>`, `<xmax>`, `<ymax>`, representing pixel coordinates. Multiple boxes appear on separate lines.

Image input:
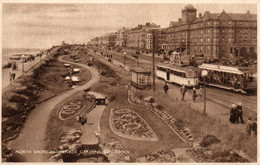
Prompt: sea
<box><xmin>2</xmin><ymin>48</ymin><xmax>41</xmax><ymax>66</ymax></box>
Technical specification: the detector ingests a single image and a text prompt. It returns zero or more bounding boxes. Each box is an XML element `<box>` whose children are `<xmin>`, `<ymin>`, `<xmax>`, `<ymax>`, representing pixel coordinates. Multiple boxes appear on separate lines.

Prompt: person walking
<box><xmin>192</xmin><ymin>87</ymin><xmax>197</xmax><ymax>102</ymax></box>
<box><xmin>236</xmin><ymin>102</ymin><xmax>244</xmax><ymax>123</ymax></box>
<box><xmin>246</xmin><ymin>118</ymin><xmax>252</xmax><ymax>135</ymax></box>
<box><xmin>12</xmin><ymin>71</ymin><xmax>16</xmax><ymax>81</ymax></box>
<box><xmin>251</xmin><ymin>117</ymin><xmax>257</xmax><ymax>135</ymax></box>
<box><xmin>180</xmin><ymin>84</ymin><xmax>186</xmax><ymax>101</ymax></box>
<box><xmin>9</xmin><ymin>71</ymin><xmax>13</xmax><ymax>82</ymax></box>
<box><xmin>198</xmin><ymin>85</ymin><xmax>203</xmax><ymax>98</ymax></box>
<box><xmin>229</xmin><ymin>104</ymin><xmax>237</xmax><ymax>123</ymax></box>
<box><xmin>163</xmin><ymin>82</ymin><xmax>169</xmax><ymax>95</ymax></box>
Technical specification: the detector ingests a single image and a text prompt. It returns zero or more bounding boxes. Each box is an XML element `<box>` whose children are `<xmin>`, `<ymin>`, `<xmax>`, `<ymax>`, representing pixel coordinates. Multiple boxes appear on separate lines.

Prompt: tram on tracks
<box><xmin>198</xmin><ymin>63</ymin><xmax>257</xmax><ymax>94</ymax></box>
<box><xmin>156</xmin><ymin>61</ymin><xmax>200</xmax><ymax>87</ymax></box>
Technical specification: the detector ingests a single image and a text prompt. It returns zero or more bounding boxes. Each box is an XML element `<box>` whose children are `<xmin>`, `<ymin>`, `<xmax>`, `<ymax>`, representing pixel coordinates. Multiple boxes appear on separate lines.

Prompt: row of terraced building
<box><xmin>89</xmin><ymin>4</ymin><xmax>257</xmax><ymax>59</ymax></box>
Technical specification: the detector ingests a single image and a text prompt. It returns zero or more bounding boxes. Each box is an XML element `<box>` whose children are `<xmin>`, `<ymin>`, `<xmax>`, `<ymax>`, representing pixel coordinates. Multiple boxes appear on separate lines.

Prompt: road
<box><xmin>92</xmin><ymin>47</ymin><xmax>257</xmax><ymax>118</ymax></box>
<box><xmin>7</xmin><ymin>56</ymin><xmax>100</xmax><ymax>162</ymax></box>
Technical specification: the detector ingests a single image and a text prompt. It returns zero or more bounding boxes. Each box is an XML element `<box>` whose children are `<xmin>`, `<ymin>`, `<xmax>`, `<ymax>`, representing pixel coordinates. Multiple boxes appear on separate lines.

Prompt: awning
<box><xmin>71</xmin><ymin>76</ymin><xmax>80</xmax><ymax>82</ymax></box>
<box><xmin>198</xmin><ymin>63</ymin><xmax>244</xmax><ymax>75</ymax></box>
<box><xmin>73</xmin><ymin>68</ymin><xmax>81</xmax><ymax>72</ymax></box>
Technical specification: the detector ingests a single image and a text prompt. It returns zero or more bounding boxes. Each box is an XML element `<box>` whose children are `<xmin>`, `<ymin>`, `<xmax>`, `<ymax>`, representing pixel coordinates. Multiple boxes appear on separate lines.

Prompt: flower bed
<box><xmin>128</xmin><ymin>89</ymin><xmax>193</xmax><ymax>146</ymax></box>
<box><xmin>58</xmin><ymin>100</ymin><xmax>86</xmax><ymax>120</ymax></box>
<box><xmin>136</xmin><ymin>149</ymin><xmax>176</xmax><ymax>162</ymax></box>
<box><xmin>110</xmin><ymin>108</ymin><xmax>158</xmax><ymax>141</ymax></box>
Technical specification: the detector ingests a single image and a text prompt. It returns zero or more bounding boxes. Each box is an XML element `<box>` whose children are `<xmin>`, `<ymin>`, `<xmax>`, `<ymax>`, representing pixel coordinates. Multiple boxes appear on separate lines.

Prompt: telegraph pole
<box><xmin>152</xmin><ymin>30</ymin><xmax>156</xmax><ymax>92</ymax></box>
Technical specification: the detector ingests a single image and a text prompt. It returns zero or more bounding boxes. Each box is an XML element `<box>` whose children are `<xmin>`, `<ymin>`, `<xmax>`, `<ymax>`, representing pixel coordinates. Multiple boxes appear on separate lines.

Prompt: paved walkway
<box><xmin>7</xmin><ymin>56</ymin><xmax>100</xmax><ymax>162</ymax></box>
<box><xmin>2</xmin><ymin>55</ymin><xmax>46</xmax><ymax>89</ymax></box>
<box><xmin>80</xmin><ymin>92</ymin><xmax>106</xmax><ymax>145</ymax></box>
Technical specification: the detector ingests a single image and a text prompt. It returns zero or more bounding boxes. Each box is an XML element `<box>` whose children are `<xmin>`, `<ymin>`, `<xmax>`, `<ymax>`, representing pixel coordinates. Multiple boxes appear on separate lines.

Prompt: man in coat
<box><xmin>229</xmin><ymin>104</ymin><xmax>237</xmax><ymax>123</ymax></box>
<box><xmin>236</xmin><ymin>102</ymin><xmax>244</xmax><ymax>123</ymax></box>
<box><xmin>180</xmin><ymin>84</ymin><xmax>186</xmax><ymax>101</ymax></box>
<box><xmin>163</xmin><ymin>82</ymin><xmax>169</xmax><ymax>95</ymax></box>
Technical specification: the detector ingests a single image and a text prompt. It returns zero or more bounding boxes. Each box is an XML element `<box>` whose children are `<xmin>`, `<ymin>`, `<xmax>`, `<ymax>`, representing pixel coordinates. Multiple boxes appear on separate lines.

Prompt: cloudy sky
<box><xmin>2</xmin><ymin>2</ymin><xmax>257</xmax><ymax>49</ymax></box>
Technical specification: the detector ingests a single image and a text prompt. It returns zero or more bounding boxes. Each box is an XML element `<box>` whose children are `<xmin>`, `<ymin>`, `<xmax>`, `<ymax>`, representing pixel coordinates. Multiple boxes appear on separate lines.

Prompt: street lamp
<box><xmin>21</xmin><ymin>54</ymin><xmax>25</xmax><ymax>73</ymax></box>
<box><xmin>123</xmin><ymin>51</ymin><xmax>126</xmax><ymax>68</ymax></box>
<box><xmin>201</xmin><ymin>70</ymin><xmax>208</xmax><ymax>116</ymax></box>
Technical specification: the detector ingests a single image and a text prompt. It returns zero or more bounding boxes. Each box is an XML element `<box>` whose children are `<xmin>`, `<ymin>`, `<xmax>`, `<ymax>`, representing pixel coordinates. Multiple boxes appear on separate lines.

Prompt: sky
<box><xmin>2</xmin><ymin>2</ymin><xmax>257</xmax><ymax>49</ymax></box>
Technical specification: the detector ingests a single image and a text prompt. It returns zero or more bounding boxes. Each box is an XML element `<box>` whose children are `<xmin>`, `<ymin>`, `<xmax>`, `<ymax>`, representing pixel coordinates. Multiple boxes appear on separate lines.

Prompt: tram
<box><xmin>198</xmin><ymin>63</ymin><xmax>257</xmax><ymax>94</ymax></box>
<box><xmin>156</xmin><ymin>61</ymin><xmax>200</xmax><ymax>87</ymax></box>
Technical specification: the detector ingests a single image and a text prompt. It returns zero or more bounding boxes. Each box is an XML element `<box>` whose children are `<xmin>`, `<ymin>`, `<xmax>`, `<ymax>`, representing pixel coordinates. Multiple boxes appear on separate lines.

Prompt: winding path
<box><xmin>7</xmin><ymin>56</ymin><xmax>100</xmax><ymax>162</ymax></box>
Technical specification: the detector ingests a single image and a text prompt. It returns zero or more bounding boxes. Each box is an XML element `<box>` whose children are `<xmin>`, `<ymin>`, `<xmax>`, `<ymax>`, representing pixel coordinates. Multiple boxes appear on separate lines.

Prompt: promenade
<box><xmin>2</xmin><ymin>54</ymin><xmax>46</xmax><ymax>89</ymax></box>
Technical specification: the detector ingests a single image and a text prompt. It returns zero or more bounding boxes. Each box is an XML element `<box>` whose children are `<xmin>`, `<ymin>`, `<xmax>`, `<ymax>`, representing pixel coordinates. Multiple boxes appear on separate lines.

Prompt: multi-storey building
<box><xmin>116</xmin><ymin>27</ymin><xmax>128</xmax><ymax>46</ymax></box>
<box><xmin>126</xmin><ymin>22</ymin><xmax>161</xmax><ymax>51</ymax></box>
<box><xmin>163</xmin><ymin>4</ymin><xmax>257</xmax><ymax>59</ymax></box>
<box><xmin>102</xmin><ymin>32</ymin><xmax>117</xmax><ymax>47</ymax></box>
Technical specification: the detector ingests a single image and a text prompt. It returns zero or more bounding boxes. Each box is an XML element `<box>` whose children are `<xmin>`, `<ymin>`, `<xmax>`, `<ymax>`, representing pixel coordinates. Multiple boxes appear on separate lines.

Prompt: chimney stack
<box><xmin>199</xmin><ymin>13</ymin><xmax>202</xmax><ymax>19</ymax></box>
<box><xmin>178</xmin><ymin>18</ymin><xmax>182</xmax><ymax>23</ymax></box>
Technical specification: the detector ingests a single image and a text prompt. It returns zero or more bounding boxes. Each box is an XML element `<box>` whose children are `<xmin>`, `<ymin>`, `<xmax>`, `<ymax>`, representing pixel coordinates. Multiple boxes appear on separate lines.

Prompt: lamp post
<box><xmin>21</xmin><ymin>54</ymin><xmax>25</xmax><ymax>73</ymax></box>
<box><xmin>201</xmin><ymin>70</ymin><xmax>208</xmax><ymax>116</ymax></box>
<box><xmin>124</xmin><ymin>51</ymin><xmax>126</xmax><ymax>68</ymax></box>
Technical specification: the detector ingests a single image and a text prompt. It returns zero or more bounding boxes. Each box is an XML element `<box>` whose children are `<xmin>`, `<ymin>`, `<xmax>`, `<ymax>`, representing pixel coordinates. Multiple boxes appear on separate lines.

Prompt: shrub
<box><xmin>200</xmin><ymin>134</ymin><xmax>220</xmax><ymax>147</ymax></box>
<box><xmin>174</xmin><ymin>119</ymin><xmax>185</xmax><ymax>130</ymax></box>
<box><xmin>155</xmin><ymin>104</ymin><xmax>164</xmax><ymax>110</ymax></box>
<box><xmin>7</xmin><ymin>92</ymin><xmax>30</xmax><ymax>103</ymax></box>
<box><xmin>2</xmin><ymin>101</ymin><xmax>22</xmax><ymax>117</ymax></box>
<box><xmin>149</xmin><ymin>97</ymin><xmax>155</xmax><ymax>103</ymax></box>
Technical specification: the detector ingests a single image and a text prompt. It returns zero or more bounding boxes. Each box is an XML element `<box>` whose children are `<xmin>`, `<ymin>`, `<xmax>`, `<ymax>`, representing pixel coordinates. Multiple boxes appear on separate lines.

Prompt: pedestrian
<box><xmin>12</xmin><ymin>62</ymin><xmax>16</xmax><ymax>71</ymax></box>
<box><xmin>163</xmin><ymin>82</ymin><xmax>169</xmax><ymax>94</ymax></box>
<box><xmin>246</xmin><ymin>118</ymin><xmax>252</xmax><ymax>135</ymax></box>
<box><xmin>76</xmin><ymin>115</ymin><xmax>87</xmax><ymax>130</ymax></box>
<box><xmin>12</xmin><ymin>71</ymin><xmax>16</xmax><ymax>81</ymax></box>
<box><xmin>236</xmin><ymin>102</ymin><xmax>244</xmax><ymax>123</ymax></box>
<box><xmin>251</xmin><ymin>117</ymin><xmax>257</xmax><ymax>135</ymax></box>
<box><xmin>9</xmin><ymin>71</ymin><xmax>12</xmax><ymax>82</ymax></box>
<box><xmin>192</xmin><ymin>87</ymin><xmax>197</xmax><ymax>102</ymax></box>
<box><xmin>180</xmin><ymin>84</ymin><xmax>186</xmax><ymax>101</ymax></box>
<box><xmin>198</xmin><ymin>85</ymin><xmax>203</xmax><ymax>98</ymax></box>
<box><xmin>229</xmin><ymin>104</ymin><xmax>237</xmax><ymax>123</ymax></box>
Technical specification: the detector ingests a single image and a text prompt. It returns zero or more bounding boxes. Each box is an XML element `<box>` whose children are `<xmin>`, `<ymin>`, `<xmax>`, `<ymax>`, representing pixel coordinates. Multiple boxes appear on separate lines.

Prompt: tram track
<box><xmin>92</xmin><ymin>47</ymin><xmax>257</xmax><ymax>118</ymax></box>
<box><xmin>206</xmin><ymin>88</ymin><xmax>257</xmax><ymax>118</ymax></box>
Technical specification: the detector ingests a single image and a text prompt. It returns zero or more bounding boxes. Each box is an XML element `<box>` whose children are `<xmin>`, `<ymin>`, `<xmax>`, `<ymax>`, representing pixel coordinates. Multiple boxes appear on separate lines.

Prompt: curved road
<box><xmin>8</xmin><ymin>56</ymin><xmax>100</xmax><ymax>162</ymax></box>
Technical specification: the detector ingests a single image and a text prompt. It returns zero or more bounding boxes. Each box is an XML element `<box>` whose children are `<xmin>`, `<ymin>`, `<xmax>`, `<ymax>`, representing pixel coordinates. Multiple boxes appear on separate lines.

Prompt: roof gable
<box><xmin>217</xmin><ymin>11</ymin><xmax>232</xmax><ymax>20</ymax></box>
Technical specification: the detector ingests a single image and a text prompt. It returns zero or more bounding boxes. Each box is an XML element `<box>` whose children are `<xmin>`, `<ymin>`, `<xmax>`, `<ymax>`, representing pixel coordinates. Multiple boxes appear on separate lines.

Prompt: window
<box><xmin>222</xmin><ymin>37</ymin><xmax>225</xmax><ymax>42</ymax></box>
<box><xmin>208</xmin><ymin>38</ymin><xmax>211</xmax><ymax>42</ymax></box>
<box><xmin>222</xmin><ymin>29</ymin><xmax>225</xmax><ymax>33</ymax></box>
<box><xmin>138</xmin><ymin>75</ymin><xmax>146</xmax><ymax>85</ymax></box>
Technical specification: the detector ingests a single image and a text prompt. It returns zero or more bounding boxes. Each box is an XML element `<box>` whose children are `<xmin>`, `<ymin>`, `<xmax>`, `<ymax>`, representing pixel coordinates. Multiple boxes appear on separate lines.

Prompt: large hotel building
<box><xmin>90</xmin><ymin>4</ymin><xmax>257</xmax><ymax>59</ymax></box>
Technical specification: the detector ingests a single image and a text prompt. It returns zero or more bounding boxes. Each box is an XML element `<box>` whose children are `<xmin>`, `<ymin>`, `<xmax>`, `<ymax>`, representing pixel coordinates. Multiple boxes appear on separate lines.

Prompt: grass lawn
<box><xmin>133</xmin><ymin>82</ymin><xmax>257</xmax><ymax>161</ymax></box>
<box><xmin>45</xmin><ymin>91</ymin><xmax>95</xmax><ymax>150</ymax></box>
<box><xmin>92</xmin><ymin>83</ymin><xmax>187</xmax><ymax>159</ymax></box>
<box><xmin>38</xmin><ymin>60</ymin><xmax>91</xmax><ymax>93</ymax></box>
